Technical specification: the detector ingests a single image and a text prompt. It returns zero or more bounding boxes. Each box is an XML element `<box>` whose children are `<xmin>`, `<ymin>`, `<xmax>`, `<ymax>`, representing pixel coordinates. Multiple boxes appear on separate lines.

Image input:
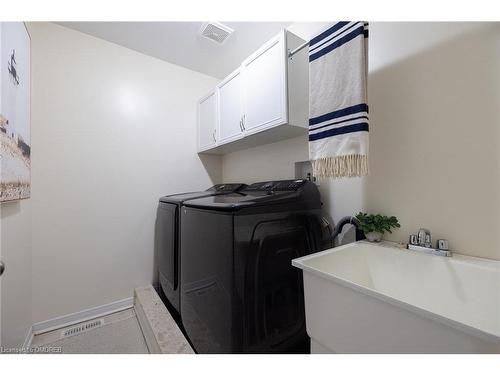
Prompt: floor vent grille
<box><xmin>61</xmin><ymin>319</ymin><xmax>104</xmax><ymax>338</ymax></box>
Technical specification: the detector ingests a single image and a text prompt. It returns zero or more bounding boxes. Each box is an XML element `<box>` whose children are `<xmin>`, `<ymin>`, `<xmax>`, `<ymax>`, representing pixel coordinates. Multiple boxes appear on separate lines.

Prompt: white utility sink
<box><xmin>292</xmin><ymin>241</ymin><xmax>500</xmax><ymax>353</ymax></box>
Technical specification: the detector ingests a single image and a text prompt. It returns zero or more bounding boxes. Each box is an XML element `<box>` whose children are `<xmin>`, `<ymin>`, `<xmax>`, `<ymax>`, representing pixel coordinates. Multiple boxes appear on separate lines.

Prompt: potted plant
<box><xmin>355</xmin><ymin>212</ymin><xmax>400</xmax><ymax>242</ymax></box>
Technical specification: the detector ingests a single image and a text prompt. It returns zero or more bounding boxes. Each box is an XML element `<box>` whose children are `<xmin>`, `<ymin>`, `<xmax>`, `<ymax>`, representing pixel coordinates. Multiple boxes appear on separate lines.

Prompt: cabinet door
<box><xmin>198</xmin><ymin>91</ymin><xmax>217</xmax><ymax>151</ymax></box>
<box><xmin>242</xmin><ymin>31</ymin><xmax>287</xmax><ymax>134</ymax></box>
<box><xmin>217</xmin><ymin>69</ymin><xmax>244</xmax><ymax>145</ymax></box>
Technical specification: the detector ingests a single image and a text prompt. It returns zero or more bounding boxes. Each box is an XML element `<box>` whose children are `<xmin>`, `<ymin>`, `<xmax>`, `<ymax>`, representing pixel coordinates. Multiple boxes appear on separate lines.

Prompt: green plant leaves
<box><xmin>355</xmin><ymin>212</ymin><xmax>401</xmax><ymax>235</ymax></box>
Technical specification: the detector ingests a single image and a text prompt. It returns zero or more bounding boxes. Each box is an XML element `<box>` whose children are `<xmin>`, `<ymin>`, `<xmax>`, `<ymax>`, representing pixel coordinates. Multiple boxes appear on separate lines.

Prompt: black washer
<box><xmin>180</xmin><ymin>179</ymin><xmax>332</xmax><ymax>353</ymax></box>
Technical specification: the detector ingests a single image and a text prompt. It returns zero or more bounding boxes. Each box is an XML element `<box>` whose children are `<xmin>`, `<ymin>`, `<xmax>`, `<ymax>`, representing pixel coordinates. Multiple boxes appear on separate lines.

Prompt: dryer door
<box><xmin>240</xmin><ymin>216</ymin><xmax>313</xmax><ymax>353</ymax></box>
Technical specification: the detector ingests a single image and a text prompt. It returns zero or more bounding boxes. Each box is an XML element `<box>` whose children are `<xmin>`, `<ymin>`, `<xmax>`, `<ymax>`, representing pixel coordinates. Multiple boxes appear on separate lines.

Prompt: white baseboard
<box><xmin>32</xmin><ymin>297</ymin><xmax>134</xmax><ymax>335</ymax></box>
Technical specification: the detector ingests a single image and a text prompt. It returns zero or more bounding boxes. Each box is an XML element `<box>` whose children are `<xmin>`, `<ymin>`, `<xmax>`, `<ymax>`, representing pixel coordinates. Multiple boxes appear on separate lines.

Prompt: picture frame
<box><xmin>0</xmin><ymin>22</ymin><xmax>31</xmax><ymax>202</ymax></box>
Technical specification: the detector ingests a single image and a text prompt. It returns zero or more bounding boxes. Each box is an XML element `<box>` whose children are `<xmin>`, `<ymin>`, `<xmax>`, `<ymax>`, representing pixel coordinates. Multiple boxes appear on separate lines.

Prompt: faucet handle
<box><xmin>436</xmin><ymin>239</ymin><xmax>449</xmax><ymax>251</ymax></box>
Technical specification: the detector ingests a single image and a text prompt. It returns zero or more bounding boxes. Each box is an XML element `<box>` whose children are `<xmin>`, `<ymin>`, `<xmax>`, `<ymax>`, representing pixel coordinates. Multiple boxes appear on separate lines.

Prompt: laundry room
<box><xmin>1</xmin><ymin>1</ymin><xmax>499</xmax><ymax>373</ymax></box>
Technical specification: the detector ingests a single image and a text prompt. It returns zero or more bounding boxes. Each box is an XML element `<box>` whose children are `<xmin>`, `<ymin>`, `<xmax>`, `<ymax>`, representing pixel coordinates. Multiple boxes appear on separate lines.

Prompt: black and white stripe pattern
<box><xmin>308</xmin><ymin>21</ymin><xmax>369</xmax><ymax>177</ymax></box>
<box><xmin>309</xmin><ymin>21</ymin><xmax>368</xmax><ymax>63</ymax></box>
<box><xmin>309</xmin><ymin>103</ymin><xmax>369</xmax><ymax>141</ymax></box>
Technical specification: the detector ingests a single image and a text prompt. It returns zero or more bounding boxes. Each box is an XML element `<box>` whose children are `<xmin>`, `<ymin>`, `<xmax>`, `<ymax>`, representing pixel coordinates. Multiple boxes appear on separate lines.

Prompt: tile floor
<box><xmin>30</xmin><ymin>308</ymin><xmax>149</xmax><ymax>354</ymax></box>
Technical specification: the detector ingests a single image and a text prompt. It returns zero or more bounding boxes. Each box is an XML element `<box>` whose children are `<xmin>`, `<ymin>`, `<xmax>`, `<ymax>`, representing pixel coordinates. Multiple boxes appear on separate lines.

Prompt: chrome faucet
<box><xmin>408</xmin><ymin>228</ymin><xmax>451</xmax><ymax>257</ymax></box>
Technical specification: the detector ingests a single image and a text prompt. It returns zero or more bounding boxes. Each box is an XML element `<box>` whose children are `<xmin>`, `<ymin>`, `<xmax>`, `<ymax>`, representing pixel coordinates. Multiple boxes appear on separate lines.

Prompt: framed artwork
<box><xmin>0</xmin><ymin>22</ymin><xmax>31</xmax><ymax>202</ymax></box>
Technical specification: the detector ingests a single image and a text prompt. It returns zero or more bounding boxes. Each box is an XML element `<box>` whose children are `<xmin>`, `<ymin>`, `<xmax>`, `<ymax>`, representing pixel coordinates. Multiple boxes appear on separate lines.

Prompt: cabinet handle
<box><xmin>239</xmin><ymin>119</ymin><xmax>243</xmax><ymax>131</ymax></box>
<box><xmin>242</xmin><ymin>114</ymin><xmax>246</xmax><ymax>130</ymax></box>
<box><xmin>212</xmin><ymin>129</ymin><xmax>216</xmax><ymax>142</ymax></box>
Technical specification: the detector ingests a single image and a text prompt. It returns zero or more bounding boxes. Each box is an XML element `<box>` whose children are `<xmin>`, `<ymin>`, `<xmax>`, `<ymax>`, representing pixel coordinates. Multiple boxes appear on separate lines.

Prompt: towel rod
<box><xmin>288</xmin><ymin>41</ymin><xmax>309</xmax><ymax>58</ymax></box>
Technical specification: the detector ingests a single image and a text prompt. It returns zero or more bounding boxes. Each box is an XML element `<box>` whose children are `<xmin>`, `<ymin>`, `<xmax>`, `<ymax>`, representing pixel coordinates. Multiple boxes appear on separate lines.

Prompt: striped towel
<box><xmin>308</xmin><ymin>22</ymin><xmax>369</xmax><ymax>178</ymax></box>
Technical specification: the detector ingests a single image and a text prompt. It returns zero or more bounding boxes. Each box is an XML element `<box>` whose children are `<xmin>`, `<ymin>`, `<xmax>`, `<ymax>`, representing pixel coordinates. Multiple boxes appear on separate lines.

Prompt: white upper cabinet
<box><xmin>242</xmin><ymin>31</ymin><xmax>287</xmax><ymax>134</ymax></box>
<box><xmin>198</xmin><ymin>29</ymin><xmax>308</xmax><ymax>154</ymax></box>
<box><xmin>198</xmin><ymin>91</ymin><xmax>217</xmax><ymax>151</ymax></box>
<box><xmin>217</xmin><ymin>68</ymin><xmax>244</xmax><ymax>145</ymax></box>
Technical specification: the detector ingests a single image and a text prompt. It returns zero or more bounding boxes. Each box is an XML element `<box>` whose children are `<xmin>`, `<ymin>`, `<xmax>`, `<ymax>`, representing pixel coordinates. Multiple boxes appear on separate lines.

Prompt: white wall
<box><xmin>366</xmin><ymin>22</ymin><xmax>499</xmax><ymax>260</ymax></box>
<box><xmin>222</xmin><ymin>135</ymin><xmax>308</xmax><ymax>183</ymax></box>
<box><xmin>28</xmin><ymin>22</ymin><xmax>221</xmax><ymax>323</ymax></box>
<box><xmin>222</xmin><ymin>22</ymin><xmax>499</xmax><ymax>259</ymax></box>
<box><xmin>1</xmin><ymin>200</ymin><xmax>32</xmax><ymax>347</ymax></box>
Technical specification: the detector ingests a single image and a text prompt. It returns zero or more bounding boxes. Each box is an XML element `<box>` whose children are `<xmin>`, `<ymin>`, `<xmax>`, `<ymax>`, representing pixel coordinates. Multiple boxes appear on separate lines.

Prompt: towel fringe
<box><xmin>312</xmin><ymin>154</ymin><xmax>368</xmax><ymax>178</ymax></box>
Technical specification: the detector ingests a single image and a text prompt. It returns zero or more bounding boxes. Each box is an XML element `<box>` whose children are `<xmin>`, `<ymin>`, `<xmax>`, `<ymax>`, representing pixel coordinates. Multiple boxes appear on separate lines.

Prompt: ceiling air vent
<box><xmin>199</xmin><ymin>22</ymin><xmax>234</xmax><ymax>44</ymax></box>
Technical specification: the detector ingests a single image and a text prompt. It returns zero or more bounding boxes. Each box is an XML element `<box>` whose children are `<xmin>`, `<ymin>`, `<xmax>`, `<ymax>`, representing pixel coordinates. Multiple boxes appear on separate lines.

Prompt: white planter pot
<box><xmin>365</xmin><ymin>231</ymin><xmax>383</xmax><ymax>242</ymax></box>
